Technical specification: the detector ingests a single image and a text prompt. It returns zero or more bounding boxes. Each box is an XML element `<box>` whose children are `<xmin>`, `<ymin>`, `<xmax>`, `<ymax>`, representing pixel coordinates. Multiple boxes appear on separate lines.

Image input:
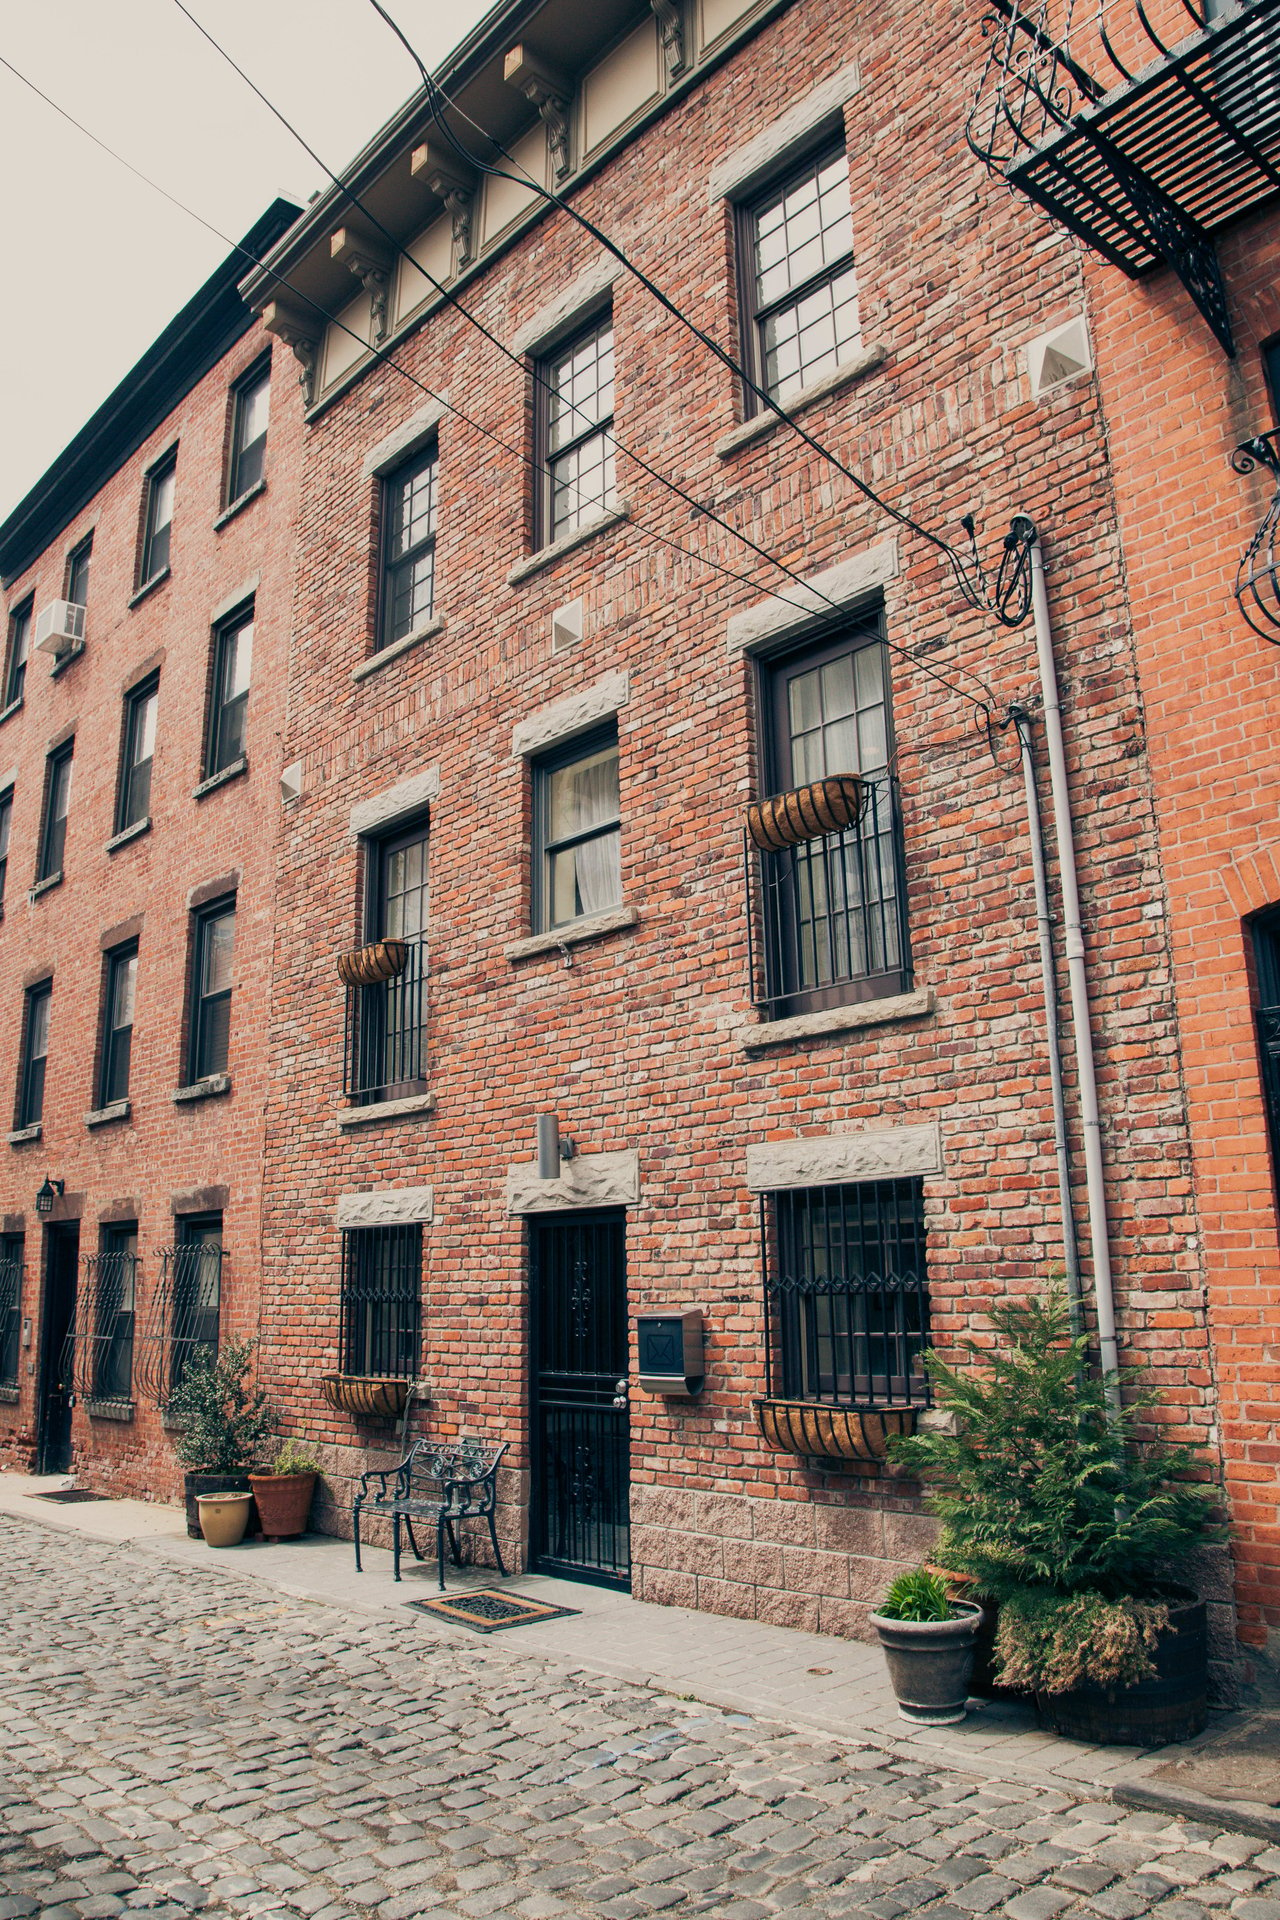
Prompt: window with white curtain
<box><xmin>532</xmin><ymin>725</ymin><xmax>622</xmax><ymax>932</ymax></box>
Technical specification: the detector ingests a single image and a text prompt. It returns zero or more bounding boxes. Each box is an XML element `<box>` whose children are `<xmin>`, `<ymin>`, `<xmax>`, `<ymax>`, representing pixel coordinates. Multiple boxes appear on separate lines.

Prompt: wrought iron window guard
<box><xmin>342</xmin><ymin>937</ymin><xmax>428</xmax><ymax>1103</ymax></box>
<box><xmin>745</xmin><ymin>774</ymin><xmax>912</xmax><ymax>1019</ymax></box>
<box><xmin>339</xmin><ymin>1224</ymin><xmax>422</xmax><ymax>1381</ymax></box>
<box><xmin>1232</xmin><ymin>430</ymin><xmax>1280</xmax><ymax>639</ymax></box>
<box><xmin>0</xmin><ymin>1250</ymin><xmax>22</xmax><ymax>1390</ymax></box>
<box><xmin>68</xmin><ymin>1249</ymin><xmax>138</xmax><ymax>1404</ymax></box>
<box><xmin>966</xmin><ymin>0</ymin><xmax>1280</xmax><ymax>354</ymax></box>
<box><xmin>135</xmin><ymin>1243</ymin><xmax>224</xmax><ymax>1407</ymax></box>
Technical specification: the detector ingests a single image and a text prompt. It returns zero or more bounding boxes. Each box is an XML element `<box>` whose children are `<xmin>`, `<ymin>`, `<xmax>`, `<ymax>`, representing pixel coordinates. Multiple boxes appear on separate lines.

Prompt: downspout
<box><xmin>1025</xmin><ymin>524</ymin><xmax>1122</xmax><ymax>1414</ymax></box>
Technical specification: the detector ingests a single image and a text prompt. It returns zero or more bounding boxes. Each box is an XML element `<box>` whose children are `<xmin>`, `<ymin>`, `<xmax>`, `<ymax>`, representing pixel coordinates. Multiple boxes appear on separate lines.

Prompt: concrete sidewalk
<box><xmin>3</xmin><ymin>1469</ymin><xmax>1263</xmax><ymax>1830</ymax></box>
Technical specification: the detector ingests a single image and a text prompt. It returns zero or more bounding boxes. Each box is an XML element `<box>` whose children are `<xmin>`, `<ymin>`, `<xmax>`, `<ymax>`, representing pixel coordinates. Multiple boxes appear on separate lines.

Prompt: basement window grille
<box><xmin>0</xmin><ymin>1236</ymin><xmax>23</xmax><ymax>1389</ymax></box>
<box><xmin>339</xmin><ymin>1224</ymin><xmax>422</xmax><ymax>1379</ymax></box>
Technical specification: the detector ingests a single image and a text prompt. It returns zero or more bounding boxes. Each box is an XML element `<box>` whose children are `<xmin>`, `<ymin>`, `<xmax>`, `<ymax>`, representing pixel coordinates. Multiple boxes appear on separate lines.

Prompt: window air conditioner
<box><xmin>33</xmin><ymin>600</ymin><xmax>86</xmax><ymax>655</ymax></box>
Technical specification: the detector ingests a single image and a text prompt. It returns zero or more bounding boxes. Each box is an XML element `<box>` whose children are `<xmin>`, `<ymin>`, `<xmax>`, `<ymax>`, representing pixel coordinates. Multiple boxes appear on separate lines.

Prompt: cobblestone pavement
<box><xmin>2</xmin><ymin>1516</ymin><xmax>1278</xmax><ymax>1920</ymax></box>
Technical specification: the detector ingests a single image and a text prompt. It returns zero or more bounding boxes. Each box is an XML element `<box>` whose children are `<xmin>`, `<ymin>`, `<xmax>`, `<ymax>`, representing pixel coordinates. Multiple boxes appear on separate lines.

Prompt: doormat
<box><xmin>405</xmin><ymin>1588</ymin><xmax>581</xmax><ymax>1634</ymax></box>
<box><xmin>35</xmin><ymin>1490</ymin><xmax>111</xmax><ymax>1504</ymax></box>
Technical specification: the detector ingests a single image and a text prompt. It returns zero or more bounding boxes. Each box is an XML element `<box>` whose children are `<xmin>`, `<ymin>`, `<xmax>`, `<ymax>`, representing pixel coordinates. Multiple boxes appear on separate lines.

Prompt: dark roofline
<box><xmin>0</xmin><ymin>198</ymin><xmax>303</xmax><ymax>588</ymax></box>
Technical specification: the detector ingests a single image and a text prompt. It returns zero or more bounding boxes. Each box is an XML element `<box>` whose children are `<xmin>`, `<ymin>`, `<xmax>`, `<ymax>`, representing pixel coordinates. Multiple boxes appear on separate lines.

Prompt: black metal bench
<box><xmin>352</xmin><ymin>1437</ymin><xmax>509</xmax><ymax>1588</ymax></box>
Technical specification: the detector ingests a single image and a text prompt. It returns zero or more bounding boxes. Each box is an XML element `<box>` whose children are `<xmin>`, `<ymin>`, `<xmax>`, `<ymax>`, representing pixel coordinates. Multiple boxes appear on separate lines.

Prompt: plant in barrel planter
<box><xmin>888</xmin><ymin>1291</ymin><xmax>1222</xmax><ymax>1746</ymax></box>
<box><xmin>871</xmin><ymin>1570</ymin><xmax>982</xmax><ymax>1725</ymax></box>
<box><xmin>166</xmin><ymin>1340</ymin><xmax>274</xmax><ymax>1544</ymax></box>
<box><xmin>249</xmin><ymin>1439</ymin><xmax>321</xmax><ymax>1542</ymax></box>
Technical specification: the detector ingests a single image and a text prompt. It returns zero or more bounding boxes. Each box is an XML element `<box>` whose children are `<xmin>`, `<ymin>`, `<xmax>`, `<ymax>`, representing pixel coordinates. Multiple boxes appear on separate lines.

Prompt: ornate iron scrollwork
<box><xmin>1231</xmin><ymin>430</ymin><xmax>1280</xmax><ymax>642</ymax></box>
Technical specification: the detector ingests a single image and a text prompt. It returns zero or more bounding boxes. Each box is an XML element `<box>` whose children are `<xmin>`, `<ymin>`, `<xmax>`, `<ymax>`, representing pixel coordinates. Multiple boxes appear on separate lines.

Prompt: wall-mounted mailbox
<box><xmin>636</xmin><ymin>1310</ymin><xmax>703</xmax><ymax>1396</ymax></box>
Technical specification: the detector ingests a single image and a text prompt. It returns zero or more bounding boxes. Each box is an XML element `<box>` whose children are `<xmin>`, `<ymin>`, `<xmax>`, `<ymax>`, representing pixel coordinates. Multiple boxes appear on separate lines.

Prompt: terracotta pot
<box><xmin>746</xmin><ymin>775</ymin><xmax>865</xmax><ymax>852</ymax></box>
<box><xmin>335</xmin><ymin>939</ymin><xmax>410</xmax><ymax>988</ymax></box>
<box><xmin>871</xmin><ymin>1602</ymin><xmax>982</xmax><ymax>1725</ymax></box>
<box><xmin>320</xmin><ymin>1373</ymin><xmax>410</xmax><ymax>1421</ymax></box>
<box><xmin>1034</xmin><ymin>1597</ymin><xmax>1208</xmax><ymax>1746</ymax></box>
<box><xmin>184</xmin><ymin>1470</ymin><xmax>260</xmax><ymax>1540</ymax></box>
<box><xmin>196</xmin><ymin>1491</ymin><xmax>254</xmax><ymax>1548</ymax></box>
<box><xmin>752</xmin><ymin>1395</ymin><xmax>918</xmax><ymax>1463</ymax></box>
<box><xmin>248</xmin><ymin>1472</ymin><xmax>317</xmax><ymax>1541</ymax></box>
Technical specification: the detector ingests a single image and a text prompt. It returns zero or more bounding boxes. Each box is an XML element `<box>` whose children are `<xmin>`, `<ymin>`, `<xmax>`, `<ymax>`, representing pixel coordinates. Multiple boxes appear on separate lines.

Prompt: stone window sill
<box><xmin>213</xmin><ymin>479</ymin><xmax>267</xmax><ymax>531</ymax></box>
<box><xmin>0</xmin><ymin>697</ymin><xmax>22</xmax><ymax>727</ymax></box>
<box><xmin>736</xmin><ymin>985</ymin><xmax>935</xmax><ymax>1053</ymax></box>
<box><xmin>193</xmin><ymin>757</ymin><xmax>247</xmax><ymax>801</ymax></box>
<box><xmin>86</xmin><ymin>1100</ymin><xmax>131</xmax><ymax>1129</ymax></box>
<box><xmin>715</xmin><ymin>344</ymin><xmax>888</xmax><ymax>459</ymax></box>
<box><xmin>173</xmin><ymin>1074</ymin><xmax>231</xmax><ymax>1104</ymax></box>
<box><xmin>353</xmin><ymin>615</ymin><xmax>444</xmax><ymax>683</ymax></box>
<box><xmin>128</xmin><ymin>568</ymin><xmax>170</xmax><ymax>610</ymax></box>
<box><xmin>507</xmin><ymin>500</ymin><xmax>630</xmax><ymax>586</ymax></box>
<box><xmin>7</xmin><ymin>1124</ymin><xmax>42</xmax><ymax>1145</ymax></box>
<box><xmin>338</xmin><ymin>1090</ymin><xmax>436</xmax><ymax>1129</ymax></box>
<box><xmin>85</xmin><ymin>1398</ymin><xmax>134</xmax><ymax>1423</ymax></box>
<box><xmin>28</xmin><ymin>872</ymin><xmax>63</xmax><ymax>902</ymax></box>
<box><xmin>505</xmin><ymin>903</ymin><xmax>639</xmax><ymax>962</ymax></box>
<box><xmin>0</xmin><ymin>1384</ymin><xmax>19</xmax><ymax>1404</ymax></box>
<box><xmin>50</xmin><ymin>639</ymin><xmax>86</xmax><ymax>680</ymax></box>
<box><xmin>106</xmin><ymin>818</ymin><xmax>151</xmax><ymax>854</ymax></box>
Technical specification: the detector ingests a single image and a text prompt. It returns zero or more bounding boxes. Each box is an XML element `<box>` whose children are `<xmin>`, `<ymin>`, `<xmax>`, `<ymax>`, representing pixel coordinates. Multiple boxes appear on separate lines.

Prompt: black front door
<box><xmin>38</xmin><ymin>1223</ymin><xmax>79</xmax><ymax>1473</ymax></box>
<box><xmin>530</xmin><ymin>1211</ymin><xmax>630</xmax><ymax>1589</ymax></box>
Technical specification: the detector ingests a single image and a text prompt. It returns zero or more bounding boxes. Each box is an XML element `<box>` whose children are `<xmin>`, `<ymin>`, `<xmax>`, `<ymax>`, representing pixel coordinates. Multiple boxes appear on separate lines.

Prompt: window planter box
<box><xmin>320</xmin><ymin>1373</ymin><xmax>410</xmax><ymax>1421</ymax></box>
<box><xmin>752</xmin><ymin>1394</ymin><xmax>919</xmax><ymax>1464</ymax></box>
<box><xmin>336</xmin><ymin>939</ymin><xmax>410</xmax><ymax>988</ymax></box>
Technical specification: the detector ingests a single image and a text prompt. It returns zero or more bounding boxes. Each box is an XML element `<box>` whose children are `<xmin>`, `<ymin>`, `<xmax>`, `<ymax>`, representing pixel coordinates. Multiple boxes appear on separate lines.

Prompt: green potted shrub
<box><xmin>249</xmin><ymin>1438</ymin><xmax>321</xmax><ymax>1542</ymax></box>
<box><xmin>870</xmin><ymin>1569</ymin><xmax>982</xmax><ymax>1725</ymax></box>
<box><xmin>889</xmin><ymin>1290</ymin><xmax>1222</xmax><ymax>1745</ymax></box>
<box><xmin>166</xmin><ymin>1340</ymin><xmax>274</xmax><ymax>1543</ymax></box>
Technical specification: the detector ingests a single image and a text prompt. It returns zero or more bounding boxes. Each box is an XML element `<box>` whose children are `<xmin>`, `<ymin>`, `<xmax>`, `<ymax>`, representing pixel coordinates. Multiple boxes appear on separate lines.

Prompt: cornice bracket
<box><xmin>503</xmin><ymin>44</ymin><xmax>572</xmax><ymax>180</ymax></box>
<box><xmin>649</xmin><ymin>0</ymin><xmax>687</xmax><ymax>79</ymax></box>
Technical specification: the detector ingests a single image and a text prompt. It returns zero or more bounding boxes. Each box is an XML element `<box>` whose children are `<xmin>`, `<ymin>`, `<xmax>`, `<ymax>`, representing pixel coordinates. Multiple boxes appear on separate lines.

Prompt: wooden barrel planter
<box><xmin>1034</xmin><ymin>1597</ymin><xmax>1208</xmax><ymax>1746</ymax></box>
<box><xmin>320</xmin><ymin>1374</ymin><xmax>411</xmax><ymax>1422</ymax></box>
<box><xmin>753</xmin><ymin>1395</ymin><xmax>917</xmax><ymax>1464</ymax></box>
<box><xmin>335</xmin><ymin>939</ymin><xmax>410</xmax><ymax>988</ymax></box>
<box><xmin>746</xmin><ymin>775</ymin><xmax>865</xmax><ymax>852</ymax></box>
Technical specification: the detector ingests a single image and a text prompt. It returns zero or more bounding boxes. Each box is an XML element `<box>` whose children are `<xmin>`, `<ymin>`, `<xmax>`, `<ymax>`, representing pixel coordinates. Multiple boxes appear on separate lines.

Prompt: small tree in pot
<box><xmin>888</xmin><ymin>1291</ymin><xmax>1223</xmax><ymax>1745</ymax></box>
<box><xmin>167</xmin><ymin>1340</ymin><xmax>274</xmax><ymax>1540</ymax></box>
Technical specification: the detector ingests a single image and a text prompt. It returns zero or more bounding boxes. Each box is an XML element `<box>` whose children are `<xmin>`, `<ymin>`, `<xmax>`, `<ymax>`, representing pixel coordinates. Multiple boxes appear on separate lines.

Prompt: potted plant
<box><xmin>249</xmin><ymin>1438</ymin><xmax>321</xmax><ymax>1542</ymax></box>
<box><xmin>870</xmin><ymin>1570</ymin><xmax>982</xmax><ymax>1725</ymax></box>
<box><xmin>889</xmin><ymin>1290</ymin><xmax>1222</xmax><ymax>1745</ymax></box>
<box><xmin>166</xmin><ymin>1339</ymin><xmax>274</xmax><ymax>1541</ymax></box>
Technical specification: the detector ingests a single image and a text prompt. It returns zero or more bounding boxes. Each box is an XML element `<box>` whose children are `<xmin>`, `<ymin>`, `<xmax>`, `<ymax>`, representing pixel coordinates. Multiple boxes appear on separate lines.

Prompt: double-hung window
<box><xmin>741</xmin><ymin>143</ymin><xmax>859</xmax><ymax>407</ymax></box>
<box><xmin>346</xmin><ymin>823</ymin><xmax>429</xmax><ymax>1102</ymax></box>
<box><xmin>0</xmin><ymin>788</ymin><xmax>12</xmax><ymax>915</ymax></box>
<box><xmin>205</xmin><ymin>606</ymin><xmax>253</xmax><ymax>777</ymax></box>
<box><xmin>4</xmin><ymin>599</ymin><xmax>31</xmax><ymax>708</ymax></box>
<box><xmin>90</xmin><ymin>1223</ymin><xmax>137</xmax><ymax>1405</ymax></box>
<box><xmin>339</xmin><ymin>1224</ymin><xmax>422</xmax><ymax>1379</ymax></box>
<box><xmin>227</xmin><ymin>360</ymin><xmax>271</xmax><ymax>504</ymax></box>
<box><xmin>188</xmin><ymin>897</ymin><xmax>235</xmax><ymax>1082</ymax></box>
<box><xmin>99</xmin><ymin>944</ymin><xmax>138</xmax><ymax>1108</ymax></box>
<box><xmin>380</xmin><ymin>447</ymin><xmax>437</xmax><ymax>649</ymax></box>
<box><xmin>139</xmin><ymin>453</ymin><xmax>176</xmax><ymax>587</ymax></box>
<box><xmin>17</xmin><ymin>981</ymin><xmax>51</xmax><ymax>1129</ymax></box>
<box><xmin>65</xmin><ymin>534</ymin><xmax>92</xmax><ymax>612</ymax></box>
<box><xmin>0</xmin><ymin>1233</ymin><xmax>22</xmax><ymax>1389</ymax></box>
<box><xmin>537</xmin><ymin>313</ymin><xmax>615</xmax><ymax>545</ymax></box>
<box><xmin>532</xmin><ymin>725</ymin><xmax>622</xmax><ymax>933</ymax></box>
<box><xmin>37</xmin><ymin>741</ymin><xmax>73</xmax><ymax>883</ymax></box>
<box><xmin>117</xmin><ymin>676</ymin><xmax>158</xmax><ymax>832</ymax></box>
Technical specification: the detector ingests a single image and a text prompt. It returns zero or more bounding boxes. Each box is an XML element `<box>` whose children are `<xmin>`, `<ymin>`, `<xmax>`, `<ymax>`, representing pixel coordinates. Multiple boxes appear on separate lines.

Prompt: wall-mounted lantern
<box><xmin>1232</xmin><ymin>431</ymin><xmax>1280</xmax><ymax>643</ymax></box>
<box><xmin>34</xmin><ymin>1177</ymin><xmax>64</xmax><ymax>1216</ymax></box>
<box><xmin>636</xmin><ymin>1310</ymin><xmax>704</xmax><ymax>1397</ymax></box>
<box><xmin>536</xmin><ymin>1114</ymin><xmax>576</xmax><ymax>1180</ymax></box>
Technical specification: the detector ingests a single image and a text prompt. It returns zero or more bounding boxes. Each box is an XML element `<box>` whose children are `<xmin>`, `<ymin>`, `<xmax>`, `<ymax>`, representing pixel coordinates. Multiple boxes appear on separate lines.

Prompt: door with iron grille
<box><xmin>529</xmin><ymin>1211</ymin><xmax>630</xmax><ymax>1588</ymax></box>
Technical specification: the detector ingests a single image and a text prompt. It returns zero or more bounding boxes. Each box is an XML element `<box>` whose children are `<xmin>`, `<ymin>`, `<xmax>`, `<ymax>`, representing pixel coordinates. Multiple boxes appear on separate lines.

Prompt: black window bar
<box><xmin>339</xmin><ymin>1224</ymin><xmax>422</xmax><ymax>1379</ymax></box>
<box><xmin>72</xmin><ymin>1247</ymin><xmax>138</xmax><ymax>1409</ymax></box>
<box><xmin>745</xmin><ymin>774</ymin><xmax>912</xmax><ymax>1018</ymax></box>
<box><xmin>1232</xmin><ymin>430</ymin><xmax>1280</xmax><ymax>642</ymax></box>
<box><xmin>760</xmin><ymin>1181</ymin><xmax>932</xmax><ymax>1410</ymax></box>
<box><xmin>135</xmin><ymin>1242</ymin><xmax>223</xmax><ymax>1406</ymax></box>
<box><xmin>0</xmin><ymin>1240</ymin><xmax>23</xmax><ymax>1390</ymax></box>
<box><xmin>343</xmin><ymin>938</ymin><xmax>428</xmax><ymax>1103</ymax></box>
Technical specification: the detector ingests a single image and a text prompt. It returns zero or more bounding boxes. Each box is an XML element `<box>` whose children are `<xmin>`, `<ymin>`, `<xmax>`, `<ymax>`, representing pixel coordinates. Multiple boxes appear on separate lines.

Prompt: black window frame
<box><xmin>36</xmin><ymin>740</ymin><xmax>74</xmax><ymax>884</ymax></box>
<box><xmin>378</xmin><ymin>444</ymin><xmax>438</xmax><ymax>651</ymax></box>
<box><xmin>139</xmin><ymin>451</ymin><xmax>177</xmax><ymax>588</ymax></box>
<box><xmin>531</xmin><ymin>722</ymin><xmax>623</xmax><ymax>935</ymax></box>
<box><xmin>4</xmin><ymin>598</ymin><xmax>32</xmax><ymax>709</ymax></box>
<box><xmin>0</xmin><ymin>786</ymin><xmax>12</xmax><ymax>917</ymax></box>
<box><xmin>345</xmin><ymin>818</ymin><xmax>430</xmax><ymax>1102</ymax></box>
<box><xmin>204</xmin><ymin>604</ymin><xmax>253</xmax><ymax>778</ymax></box>
<box><xmin>116</xmin><ymin>673</ymin><xmax>159</xmax><ymax>833</ymax></box>
<box><xmin>89</xmin><ymin>1221</ymin><xmax>138</xmax><ymax>1406</ymax></box>
<box><xmin>99</xmin><ymin>942</ymin><xmax>139</xmax><ymax>1109</ymax></box>
<box><xmin>0</xmin><ymin>1232</ymin><xmax>23</xmax><ymax>1389</ymax></box>
<box><xmin>534</xmin><ymin>309</ymin><xmax>616</xmax><ymax>549</ymax></box>
<box><xmin>64</xmin><ymin>533</ymin><xmax>93</xmax><ymax>610</ymax></box>
<box><xmin>17</xmin><ymin>979</ymin><xmax>51</xmax><ymax>1130</ymax></box>
<box><xmin>227</xmin><ymin>356</ymin><xmax>271</xmax><ymax>506</ymax></box>
<box><xmin>339</xmin><ymin>1223</ymin><xmax>422</xmax><ymax>1379</ymax></box>
<box><xmin>1251</xmin><ymin>905</ymin><xmax>1280</xmax><ymax>1211</ymax></box>
<box><xmin>187</xmin><ymin>895</ymin><xmax>236</xmax><ymax>1084</ymax></box>
<box><xmin>170</xmin><ymin>1212</ymin><xmax>223</xmax><ymax>1394</ymax></box>
<box><xmin>736</xmin><ymin>138</ymin><xmax>859</xmax><ymax>415</ymax></box>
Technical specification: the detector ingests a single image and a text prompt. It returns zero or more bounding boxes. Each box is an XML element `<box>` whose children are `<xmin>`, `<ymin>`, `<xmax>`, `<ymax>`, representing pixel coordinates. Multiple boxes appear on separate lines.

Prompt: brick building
<box><xmin>240</xmin><ymin>0</ymin><xmax>1243</xmax><ymax>1670</ymax></box>
<box><xmin>0</xmin><ymin>201</ymin><xmax>300</xmax><ymax>1499</ymax></box>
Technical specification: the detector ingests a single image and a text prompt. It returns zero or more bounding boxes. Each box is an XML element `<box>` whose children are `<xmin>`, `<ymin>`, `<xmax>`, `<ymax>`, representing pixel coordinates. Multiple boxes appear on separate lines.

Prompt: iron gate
<box><xmin>529</xmin><ymin>1211</ymin><xmax>630</xmax><ymax>1588</ymax></box>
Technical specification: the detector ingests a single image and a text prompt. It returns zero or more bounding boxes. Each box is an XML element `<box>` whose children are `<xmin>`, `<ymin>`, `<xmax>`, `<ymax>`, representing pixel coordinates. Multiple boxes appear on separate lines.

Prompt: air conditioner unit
<box><xmin>33</xmin><ymin>600</ymin><xmax>86</xmax><ymax>656</ymax></box>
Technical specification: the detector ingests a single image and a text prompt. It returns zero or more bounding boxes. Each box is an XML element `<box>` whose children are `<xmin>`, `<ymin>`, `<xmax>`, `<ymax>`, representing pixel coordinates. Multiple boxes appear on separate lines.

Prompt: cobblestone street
<box><xmin>2</xmin><ymin>1515</ymin><xmax>1278</xmax><ymax>1920</ymax></box>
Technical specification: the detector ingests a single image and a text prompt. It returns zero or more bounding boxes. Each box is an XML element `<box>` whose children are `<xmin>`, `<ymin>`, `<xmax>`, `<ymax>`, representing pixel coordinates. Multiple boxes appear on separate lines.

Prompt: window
<box><xmin>169</xmin><ymin>1214</ymin><xmax>222</xmax><ymax>1393</ymax></box>
<box><xmin>188</xmin><ymin>898</ymin><xmax>235</xmax><ymax>1082</ymax></box>
<box><xmin>741</xmin><ymin>143</ymin><xmax>859</xmax><ymax>408</ymax></box>
<box><xmin>0</xmin><ymin>788</ymin><xmax>12</xmax><ymax>915</ymax></box>
<box><xmin>532</xmin><ymin>725</ymin><xmax>622</xmax><ymax>933</ymax></box>
<box><xmin>339</xmin><ymin>1224</ymin><xmax>422</xmax><ymax>1378</ymax></box>
<box><xmin>17</xmin><ymin>981</ymin><xmax>51</xmax><ymax>1129</ymax></box>
<box><xmin>88</xmin><ymin>1223</ymin><xmax>137</xmax><ymax>1405</ymax></box>
<box><xmin>65</xmin><ymin>534</ymin><xmax>92</xmax><ymax>610</ymax></box>
<box><xmin>537</xmin><ymin>313</ymin><xmax>615</xmax><ymax>545</ymax></box>
<box><xmin>1265</xmin><ymin>338</ymin><xmax>1280</xmax><ymax>425</ymax></box>
<box><xmin>761</xmin><ymin>1180</ymin><xmax>930</xmax><ymax>1408</ymax></box>
<box><xmin>117</xmin><ymin>676</ymin><xmax>158</xmax><ymax>831</ymax></box>
<box><xmin>4</xmin><ymin>599</ymin><xmax>31</xmax><ymax>708</ymax></box>
<box><xmin>379</xmin><ymin>447</ymin><xmax>437</xmax><ymax>649</ymax></box>
<box><xmin>752</xmin><ymin>619</ymin><xmax>908</xmax><ymax>1017</ymax></box>
<box><xmin>0</xmin><ymin>1234</ymin><xmax>22</xmax><ymax>1389</ymax></box>
<box><xmin>99</xmin><ymin>944</ymin><xmax>138</xmax><ymax>1108</ymax></box>
<box><xmin>1252</xmin><ymin>907</ymin><xmax>1280</xmax><ymax>1204</ymax></box>
<box><xmin>36</xmin><ymin>740</ymin><xmax>73</xmax><ymax>883</ymax></box>
<box><xmin>345</xmin><ymin>823</ymin><xmax>429</xmax><ymax>1102</ymax></box>
<box><xmin>227</xmin><ymin>360</ymin><xmax>271</xmax><ymax>503</ymax></box>
<box><xmin>205</xmin><ymin>607</ymin><xmax>253</xmax><ymax>777</ymax></box>
<box><xmin>139</xmin><ymin>453</ymin><xmax>176</xmax><ymax>587</ymax></box>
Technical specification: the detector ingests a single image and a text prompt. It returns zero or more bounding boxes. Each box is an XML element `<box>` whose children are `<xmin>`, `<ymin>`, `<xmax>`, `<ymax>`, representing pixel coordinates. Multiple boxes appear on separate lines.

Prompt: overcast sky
<box><xmin>0</xmin><ymin>0</ymin><xmax>496</xmax><ymax>520</ymax></box>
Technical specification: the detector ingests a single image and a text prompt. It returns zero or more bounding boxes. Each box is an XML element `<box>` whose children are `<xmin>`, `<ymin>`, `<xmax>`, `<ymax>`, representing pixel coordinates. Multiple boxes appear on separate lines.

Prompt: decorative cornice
<box><xmin>411</xmin><ymin>144</ymin><xmax>476</xmax><ymax>271</ymax></box>
<box><xmin>503</xmin><ymin>44</ymin><xmax>571</xmax><ymax>180</ymax></box>
<box><xmin>260</xmin><ymin>299</ymin><xmax>320</xmax><ymax>408</ymax></box>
